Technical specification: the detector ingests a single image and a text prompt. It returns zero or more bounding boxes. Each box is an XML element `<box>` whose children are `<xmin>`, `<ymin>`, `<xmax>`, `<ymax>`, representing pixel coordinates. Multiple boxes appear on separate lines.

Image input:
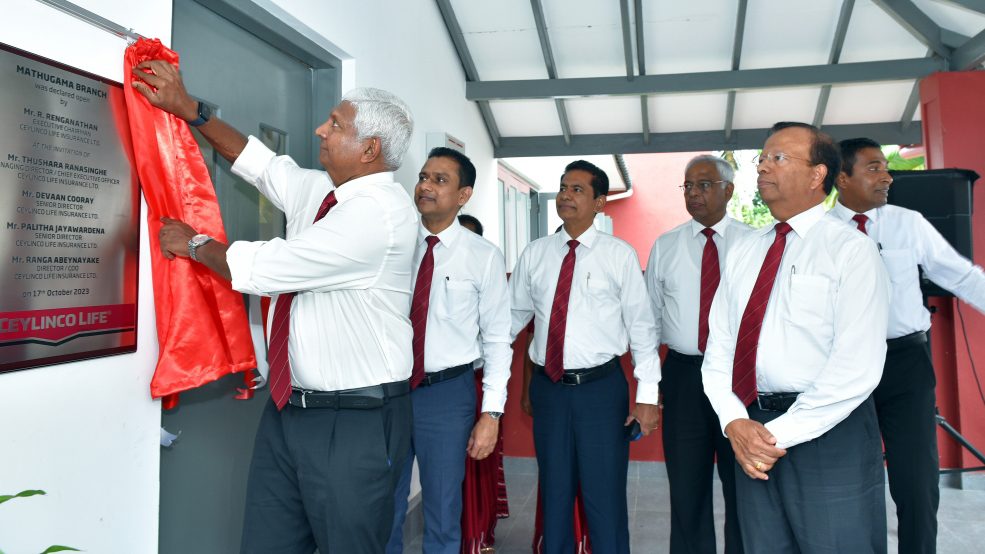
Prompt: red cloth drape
<box><xmin>123</xmin><ymin>39</ymin><xmax>256</xmax><ymax>402</ymax></box>
<box><xmin>533</xmin><ymin>486</ymin><xmax>593</xmax><ymax>554</ymax></box>
<box><xmin>461</xmin><ymin>369</ymin><xmax>510</xmax><ymax>554</ymax></box>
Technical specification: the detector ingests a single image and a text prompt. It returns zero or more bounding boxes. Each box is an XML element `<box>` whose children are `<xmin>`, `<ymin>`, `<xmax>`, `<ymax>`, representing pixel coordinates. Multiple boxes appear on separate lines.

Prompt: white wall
<box><xmin>265</xmin><ymin>0</ymin><xmax>502</xmax><ymax>245</ymax></box>
<box><xmin>0</xmin><ymin>2</ymin><xmax>170</xmax><ymax>553</ymax></box>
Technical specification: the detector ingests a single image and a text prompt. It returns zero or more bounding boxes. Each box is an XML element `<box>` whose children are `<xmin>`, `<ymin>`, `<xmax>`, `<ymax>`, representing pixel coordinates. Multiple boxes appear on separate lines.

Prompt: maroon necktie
<box><xmin>410</xmin><ymin>235</ymin><xmax>440</xmax><ymax>389</ymax></box>
<box><xmin>267</xmin><ymin>190</ymin><xmax>337</xmax><ymax>410</ymax></box>
<box><xmin>731</xmin><ymin>222</ymin><xmax>792</xmax><ymax>406</ymax></box>
<box><xmin>698</xmin><ymin>228</ymin><xmax>720</xmax><ymax>353</ymax></box>
<box><xmin>544</xmin><ymin>240</ymin><xmax>579</xmax><ymax>381</ymax></box>
<box><xmin>852</xmin><ymin>213</ymin><xmax>869</xmax><ymax>235</ymax></box>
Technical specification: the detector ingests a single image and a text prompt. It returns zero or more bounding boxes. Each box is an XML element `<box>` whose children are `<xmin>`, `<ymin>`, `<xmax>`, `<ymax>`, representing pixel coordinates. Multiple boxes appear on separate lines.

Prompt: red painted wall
<box><xmin>920</xmin><ymin>71</ymin><xmax>985</xmax><ymax>471</ymax></box>
<box><xmin>502</xmin><ymin>151</ymin><xmax>704</xmax><ymax>461</ymax></box>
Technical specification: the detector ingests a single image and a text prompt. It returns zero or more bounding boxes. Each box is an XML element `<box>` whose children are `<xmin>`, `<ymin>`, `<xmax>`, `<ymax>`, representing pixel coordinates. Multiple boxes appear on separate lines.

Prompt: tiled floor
<box><xmin>401</xmin><ymin>457</ymin><xmax>985</xmax><ymax>553</ymax></box>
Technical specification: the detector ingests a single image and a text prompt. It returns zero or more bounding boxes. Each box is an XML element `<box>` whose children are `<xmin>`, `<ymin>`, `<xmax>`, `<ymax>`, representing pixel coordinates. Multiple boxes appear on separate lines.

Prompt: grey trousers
<box><xmin>735</xmin><ymin>397</ymin><xmax>886</xmax><ymax>554</ymax></box>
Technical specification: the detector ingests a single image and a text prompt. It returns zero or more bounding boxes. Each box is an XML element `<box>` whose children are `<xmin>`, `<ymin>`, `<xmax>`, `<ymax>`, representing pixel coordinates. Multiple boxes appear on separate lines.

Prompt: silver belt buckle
<box><xmin>300</xmin><ymin>390</ymin><xmax>308</xmax><ymax>409</ymax></box>
<box><xmin>756</xmin><ymin>394</ymin><xmax>764</xmax><ymax>411</ymax></box>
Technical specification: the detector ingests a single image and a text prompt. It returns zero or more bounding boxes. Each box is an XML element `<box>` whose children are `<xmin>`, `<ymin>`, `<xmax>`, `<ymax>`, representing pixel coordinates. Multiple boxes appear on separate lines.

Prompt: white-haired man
<box><xmin>132</xmin><ymin>61</ymin><xmax>417</xmax><ymax>554</ymax></box>
<box><xmin>646</xmin><ymin>155</ymin><xmax>752</xmax><ymax>554</ymax></box>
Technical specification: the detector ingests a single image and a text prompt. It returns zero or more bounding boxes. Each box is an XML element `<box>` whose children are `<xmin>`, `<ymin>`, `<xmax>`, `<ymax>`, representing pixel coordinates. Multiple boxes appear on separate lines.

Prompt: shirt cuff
<box><xmin>480</xmin><ymin>389</ymin><xmax>507</xmax><ymax>414</ymax></box>
<box><xmin>718</xmin><ymin>398</ymin><xmax>751</xmax><ymax>437</ymax></box>
<box><xmin>635</xmin><ymin>381</ymin><xmax>660</xmax><ymax>405</ymax></box>
<box><xmin>226</xmin><ymin>240</ymin><xmax>264</xmax><ymax>295</ymax></box>
<box><xmin>764</xmin><ymin>415</ymin><xmax>799</xmax><ymax>450</ymax></box>
<box><xmin>231</xmin><ymin>136</ymin><xmax>276</xmax><ymax>182</ymax></box>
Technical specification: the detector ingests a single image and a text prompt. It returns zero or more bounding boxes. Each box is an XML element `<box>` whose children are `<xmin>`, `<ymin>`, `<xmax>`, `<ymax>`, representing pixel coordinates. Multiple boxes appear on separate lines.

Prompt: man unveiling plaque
<box><xmin>0</xmin><ymin>43</ymin><xmax>139</xmax><ymax>373</ymax></box>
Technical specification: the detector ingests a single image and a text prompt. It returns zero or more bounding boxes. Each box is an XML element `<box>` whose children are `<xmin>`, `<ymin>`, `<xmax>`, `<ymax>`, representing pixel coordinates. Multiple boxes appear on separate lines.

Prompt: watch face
<box><xmin>198</xmin><ymin>102</ymin><xmax>213</xmax><ymax>121</ymax></box>
<box><xmin>191</xmin><ymin>234</ymin><xmax>211</xmax><ymax>246</ymax></box>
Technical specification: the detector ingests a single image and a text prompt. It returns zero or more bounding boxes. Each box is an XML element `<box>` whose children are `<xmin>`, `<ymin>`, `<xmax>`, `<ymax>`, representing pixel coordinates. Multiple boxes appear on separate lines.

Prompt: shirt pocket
<box><xmin>441</xmin><ymin>278</ymin><xmax>477</xmax><ymax>321</ymax></box>
<box><xmin>586</xmin><ymin>275</ymin><xmax>619</xmax><ymax>312</ymax></box>
<box><xmin>879</xmin><ymin>248</ymin><xmax>919</xmax><ymax>289</ymax></box>
<box><xmin>785</xmin><ymin>274</ymin><xmax>831</xmax><ymax>328</ymax></box>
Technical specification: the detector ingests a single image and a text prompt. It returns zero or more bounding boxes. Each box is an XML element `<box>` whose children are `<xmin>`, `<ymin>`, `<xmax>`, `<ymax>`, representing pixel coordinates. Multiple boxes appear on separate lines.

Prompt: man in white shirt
<box><xmin>386</xmin><ymin>148</ymin><xmax>511</xmax><ymax>554</ymax></box>
<box><xmin>702</xmin><ymin>122</ymin><xmax>891</xmax><ymax>553</ymax></box>
<box><xmin>132</xmin><ymin>61</ymin><xmax>417</xmax><ymax>554</ymax></box>
<box><xmin>511</xmin><ymin>160</ymin><xmax>661</xmax><ymax>554</ymax></box>
<box><xmin>829</xmin><ymin>138</ymin><xmax>985</xmax><ymax>554</ymax></box>
<box><xmin>646</xmin><ymin>155</ymin><xmax>752</xmax><ymax>554</ymax></box>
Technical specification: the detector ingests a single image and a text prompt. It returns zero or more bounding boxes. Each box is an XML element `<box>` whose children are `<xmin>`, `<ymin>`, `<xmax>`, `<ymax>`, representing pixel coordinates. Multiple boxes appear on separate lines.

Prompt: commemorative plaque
<box><xmin>0</xmin><ymin>43</ymin><xmax>139</xmax><ymax>373</ymax></box>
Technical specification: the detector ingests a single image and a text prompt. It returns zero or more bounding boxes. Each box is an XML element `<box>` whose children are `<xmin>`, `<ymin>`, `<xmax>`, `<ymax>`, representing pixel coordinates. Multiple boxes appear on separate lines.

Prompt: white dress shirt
<box><xmin>510</xmin><ymin>226</ymin><xmax>662</xmax><ymax>404</ymax></box>
<box><xmin>226</xmin><ymin>136</ymin><xmax>417</xmax><ymax>392</ymax></box>
<box><xmin>701</xmin><ymin>203</ymin><xmax>890</xmax><ymax>449</ymax></box>
<box><xmin>645</xmin><ymin>216</ymin><xmax>754</xmax><ymax>355</ymax></box>
<box><xmin>828</xmin><ymin>201</ymin><xmax>985</xmax><ymax>338</ymax></box>
<box><xmin>416</xmin><ymin>219</ymin><xmax>512</xmax><ymax>413</ymax></box>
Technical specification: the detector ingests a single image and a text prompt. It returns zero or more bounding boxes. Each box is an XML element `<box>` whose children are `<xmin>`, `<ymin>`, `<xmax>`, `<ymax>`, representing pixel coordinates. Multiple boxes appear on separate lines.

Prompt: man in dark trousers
<box><xmin>828</xmin><ymin>137</ymin><xmax>985</xmax><ymax>554</ymax></box>
<box><xmin>702</xmin><ymin>122</ymin><xmax>891</xmax><ymax>553</ymax></box>
<box><xmin>646</xmin><ymin>155</ymin><xmax>751</xmax><ymax>553</ymax></box>
<box><xmin>132</xmin><ymin>60</ymin><xmax>417</xmax><ymax>554</ymax></box>
<box><xmin>510</xmin><ymin>160</ymin><xmax>661</xmax><ymax>554</ymax></box>
<box><xmin>387</xmin><ymin>148</ymin><xmax>511</xmax><ymax>554</ymax></box>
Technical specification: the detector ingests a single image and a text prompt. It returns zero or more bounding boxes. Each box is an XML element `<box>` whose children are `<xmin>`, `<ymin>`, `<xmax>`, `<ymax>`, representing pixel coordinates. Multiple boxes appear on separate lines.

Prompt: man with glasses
<box><xmin>645</xmin><ymin>155</ymin><xmax>751</xmax><ymax>554</ymax></box>
<box><xmin>702</xmin><ymin>122</ymin><xmax>891</xmax><ymax>552</ymax></box>
<box><xmin>828</xmin><ymin>138</ymin><xmax>985</xmax><ymax>554</ymax></box>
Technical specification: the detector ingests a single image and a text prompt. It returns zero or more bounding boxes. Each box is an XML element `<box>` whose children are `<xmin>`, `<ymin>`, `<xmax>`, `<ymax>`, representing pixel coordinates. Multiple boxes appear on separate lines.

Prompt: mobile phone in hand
<box><xmin>625</xmin><ymin>419</ymin><xmax>642</xmax><ymax>442</ymax></box>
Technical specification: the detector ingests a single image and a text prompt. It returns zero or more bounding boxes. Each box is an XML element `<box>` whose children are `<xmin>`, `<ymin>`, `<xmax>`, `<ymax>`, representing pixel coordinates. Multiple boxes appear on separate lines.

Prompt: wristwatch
<box><xmin>187</xmin><ymin>101</ymin><xmax>212</xmax><ymax>127</ymax></box>
<box><xmin>484</xmin><ymin>411</ymin><xmax>503</xmax><ymax>420</ymax></box>
<box><xmin>188</xmin><ymin>233</ymin><xmax>213</xmax><ymax>261</ymax></box>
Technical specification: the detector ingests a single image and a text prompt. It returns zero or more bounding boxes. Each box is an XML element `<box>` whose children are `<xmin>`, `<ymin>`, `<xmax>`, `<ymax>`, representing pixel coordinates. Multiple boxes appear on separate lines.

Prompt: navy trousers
<box><xmin>876</xmin><ymin>339</ymin><xmax>939</xmax><ymax>554</ymax></box>
<box><xmin>661</xmin><ymin>351</ymin><xmax>743</xmax><ymax>554</ymax></box>
<box><xmin>241</xmin><ymin>394</ymin><xmax>412</xmax><ymax>554</ymax></box>
<box><xmin>529</xmin><ymin>366</ymin><xmax>630</xmax><ymax>554</ymax></box>
<box><xmin>735</xmin><ymin>397</ymin><xmax>886</xmax><ymax>554</ymax></box>
<box><xmin>387</xmin><ymin>369</ymin><xmax>477</xmax><ymax>554</ymax></box>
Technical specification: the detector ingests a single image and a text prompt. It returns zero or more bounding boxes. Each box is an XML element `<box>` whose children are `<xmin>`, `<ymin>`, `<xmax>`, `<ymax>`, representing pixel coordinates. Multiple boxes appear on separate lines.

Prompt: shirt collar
<box><xmin>417</xmin><ymin>217</ymin><xmax>463</xmax><ymax>248</ymax></box>
<box><xmin>332</xmin><ymin>171</ymin><xmax>395</xmax><ymax>203</ymax></box>
<box><xmin>689</xmin><ymin>215</ymin><xmax>732</xmax><ymax>238</ymax></box>
<box><xmin>559</xmin><ymin>224</ymin><xmax>598</xmax><ymax>251</ymax></box>
<box><xmin>833</xmin><ymin>199</ymin><xmax>880</xmax><ymax>225</ymax></box>
<box><xmin>784</xmin><ymin>202</ymin><xmax>827</xmax><ymax>238</ymax></box>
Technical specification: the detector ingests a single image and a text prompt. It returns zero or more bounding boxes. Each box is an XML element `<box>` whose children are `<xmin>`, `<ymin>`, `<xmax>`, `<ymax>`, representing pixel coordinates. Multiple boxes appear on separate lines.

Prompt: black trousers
<box><xmin>240</xmin><ymin>394</ymin><xmax>412</xmax><ymax>554</ymax></box>
<box><xmin>875</xmin><ymin>339</ymin><xmax>939</xmax><ymax>554</ymax></box>
<box><xmin>661</xmin><ymin>350</ymin><xmax>743</xmax><ymax>554</ymax></box>
<box><xmin>529</xmin><ymin>366</ymin><xmax>631</xmax><ymax>554</ymax></box>
<box><xmin>736</xmin><ymin>398</ymin><xmax>886</xmax><ymax>554</ymax></box>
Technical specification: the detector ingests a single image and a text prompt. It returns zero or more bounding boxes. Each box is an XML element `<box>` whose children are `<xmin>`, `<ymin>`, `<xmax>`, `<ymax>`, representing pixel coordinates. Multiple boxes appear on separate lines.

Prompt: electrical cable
<box><xmin>955</xmin><ymin>302</ymin><xmax>985</xmax><ymax>408</ymax></box>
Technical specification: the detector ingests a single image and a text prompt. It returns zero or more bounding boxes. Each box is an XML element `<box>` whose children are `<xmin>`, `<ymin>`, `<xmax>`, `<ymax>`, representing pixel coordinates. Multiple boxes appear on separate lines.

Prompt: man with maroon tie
<box><xmin>701</xmin><ymin>122</ymin><xmax>891</xmax><ymax>552</ymax></box>
<box><xmin>510</xmin><ymin>160</ymin><xmax>661</xmax><ymax>554</ymax></box>
<box><xmin>133</xmin><ymin>61</ymin><xmax>417</xmax><ymax>554</ymax></box>
<box><xmin>646</xmin><ymin>155</ymin><xmax>751</xmax><ymax>554</ymax></box>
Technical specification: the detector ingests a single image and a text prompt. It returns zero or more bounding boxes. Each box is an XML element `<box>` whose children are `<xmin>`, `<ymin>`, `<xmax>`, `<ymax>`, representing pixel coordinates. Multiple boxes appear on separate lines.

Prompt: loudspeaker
<box><xmin>887</xmin><ymin>168</ymin><xmax>979</xmax><ymax>297</ymax></box>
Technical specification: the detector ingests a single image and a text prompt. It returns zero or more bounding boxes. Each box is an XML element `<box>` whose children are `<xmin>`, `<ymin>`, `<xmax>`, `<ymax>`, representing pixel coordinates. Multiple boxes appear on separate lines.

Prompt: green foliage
<box><xmin>1</xmin><ymin>490</ymin><xmax>81</xmax><ymax>554</ymax></box>
<box><xmin>886</xmin><ymin>149</ymin><xmax>925</xmax><ymax>171</ymax></box>
<box><xmin>732</xmin><ymin>190</ymin><xmax>775</xmax><ymax>229</ymax></box>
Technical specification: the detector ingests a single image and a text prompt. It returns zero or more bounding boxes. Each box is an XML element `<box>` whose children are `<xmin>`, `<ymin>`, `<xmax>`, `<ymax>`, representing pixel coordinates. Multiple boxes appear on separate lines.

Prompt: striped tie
<box><xmin>544</xmin><ymin>240</ymin><xmax>579</xmax><ymax>382</ymax></box>
<box><xmin>267</xmin><ymin>190</ymin><xmax>337</xmax><ymax>410</ymax></box>
<box><xmin>698</xmin><ymin>228</ymin><xmax>720</xmax><ymax>353</ymax></box>
<box><xmin>731</xmin><ymin>222</ymin><xmax>792</xmax><ymax>406</ymax></box>
<box><xmin>410</xmin><ymin>235</ymin><xmax>441</xmax><ymax>389</ymax></box>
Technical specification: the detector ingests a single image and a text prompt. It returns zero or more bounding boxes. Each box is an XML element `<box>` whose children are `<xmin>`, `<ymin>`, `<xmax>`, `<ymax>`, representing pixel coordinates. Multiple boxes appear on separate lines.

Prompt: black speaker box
<box><xmin>887</xmin><ymin>168</ymin><xmax>979</xmax><ymax>297</ymax></box>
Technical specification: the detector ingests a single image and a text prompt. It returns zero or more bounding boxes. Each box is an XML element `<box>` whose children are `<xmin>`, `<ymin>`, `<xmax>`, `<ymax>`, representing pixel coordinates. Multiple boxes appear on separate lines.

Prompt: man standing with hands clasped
<box><xmin>511</xmin><ymin>160</ymin><xmax>661</xmax><ymax>554</ymax></box>
<box><xmin>701</xmin><ymin>122</ymin><xmax>891</xmax><ymax>553</ymax></box>
<box><xmin>828</xmin><ymin>137</ymin><xmax>985</xmax><ymax>554</ymax></box>
<box><xmin>386</xmin><ymin>147</ymin><xmax>511</xmax><ymax>554</ymax></box>
<box><xmin>647</xmin><ymin>155</ymin><xmax>751</xmax><ymax>554</ymax></box>
<box><xmin>131</xmin><ymin>60</ymin><xmax>418</xmax><ymax>554</ymax></box>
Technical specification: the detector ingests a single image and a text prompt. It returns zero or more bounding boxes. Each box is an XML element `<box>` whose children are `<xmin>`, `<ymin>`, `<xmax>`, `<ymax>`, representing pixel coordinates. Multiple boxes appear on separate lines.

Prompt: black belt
<box><xmin>887</xmin><ymin>330</ymin><xmax>928</xmax><ymax>352</ymax></box>
<box><xmin>417</xmin><ymin>363</ymin><xmax>473</xmax><ymax>387</ymax></box>
<box><xmin>756</xmin><ymin>392</ymin><xmax>801</xmax><ymax>413</ymax></box>
<box><xmin>535</xmin><ymin>357</ymin><xmax>621</xmax><ymax>386</ymax></box>
<box><xmin>666</xmin><ymin>349</ymin><xmax>704</xmax><ymax>366</ymax></box>
<box><xmin>288</xmin><ymin>379</ymin><xmax>410</xmax><ymax>409</ymax></box>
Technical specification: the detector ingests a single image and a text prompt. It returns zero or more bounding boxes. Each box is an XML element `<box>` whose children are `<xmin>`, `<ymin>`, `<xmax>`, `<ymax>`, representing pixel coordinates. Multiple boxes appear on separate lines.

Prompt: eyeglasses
<box><xmin>679</xmin><ymin>180</ymin><xmax>725</xmax><ymax>193</ymax></box>
<box><xmin>753</xmin><ymin>152</ymin><xmax>812</xmax><ymax>167</ymax></box>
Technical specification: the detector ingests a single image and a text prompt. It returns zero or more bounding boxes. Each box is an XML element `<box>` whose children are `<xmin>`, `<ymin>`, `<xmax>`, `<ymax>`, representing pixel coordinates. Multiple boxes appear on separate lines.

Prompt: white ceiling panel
<box><xmin>451</xmin><ymin>0</ymin><xmax>547</xmax><ymax>81</ymax></box>
<box><xmin>648</xmin><ymin>92</ymin><xmax>730</xmax><ymax>133</ymax></box>
<box><xmin>642</xmin><ymin>0</ymin><xmax>736</xmax><ymax>75</ymax></box>
<box><xmin>840</xmin><ymin>1</ymin><xmax>930</xmax><ymax>63</ymax></box>
<box><xmin>564</xmin><ymin>97</ymin><xmax>642</xmax><ymax>135</ymax></box>
<box><xmin>742</xmin><ymin>0</ymin><xmax>842</xmax><ymax>69</ymax></box>
<box><xmin>915</xmin><ymin>0</ymin><xmax>985</xmax><ymax>39</ymax></box>
<box><xmin>488</xmin><ymin>100</ymin><xmax>563</xmax><ymax>137</ymax></box>
<box><xmin>822</xmin><ymin>80</ymin><xmax>916</xmax><ymax>126</ymax></box>
<box><xmin>732</xmin><ymin>88</ymin><xmax>821</xmax><ymax>129</ymax></box>
<box><xmin>543</xmin><ymin>0</ymin><xmax>629</xmax><ymax>78</ymax></box>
